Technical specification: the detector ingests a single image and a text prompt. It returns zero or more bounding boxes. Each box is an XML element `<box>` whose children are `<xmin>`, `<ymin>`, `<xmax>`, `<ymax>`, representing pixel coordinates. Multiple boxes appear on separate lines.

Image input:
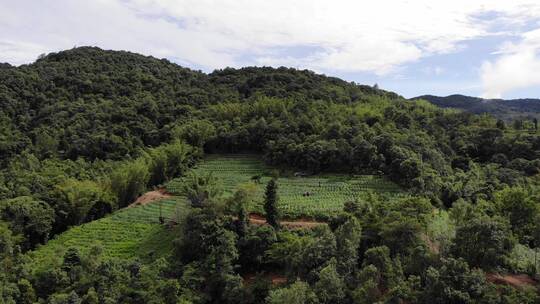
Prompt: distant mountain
<box><xmin>413</xmin><ymin>94</ymin><xmax>540</xmax><ymax>120</ymax></box>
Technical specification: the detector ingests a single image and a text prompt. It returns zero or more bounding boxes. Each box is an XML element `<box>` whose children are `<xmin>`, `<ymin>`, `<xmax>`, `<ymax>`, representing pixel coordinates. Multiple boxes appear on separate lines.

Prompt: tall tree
<box><xmin>452</xmin><ymin>216</ymin><xmax>515</xmax><ymax>269</ymax></box>
<box><xmin>421</xmin><ymin>258</ymin><xmax>492</xmax><ymax>303</ymax></box>
<box><xmin>109</xmin><ymin>159</ymin><xmax>150</xmax><ymax>207</ymax></box>
<box><xmin>264</xmin><ymin>179</ymin><xmax>280</xmax><ymax>229</ymax></box>
<box><xmin>380</xmin><ymin>217</ymin><xmax>423</xmax><ymax>256</ymax></box>
<box><xmin>335</xmin><ymin>217</ymin><xmax>362</xmax><ymax>278</ymax></box>
<box><xmin>54</xmin><ymin>179</ymin><xmax>116</xmax><ymax>228</ymax></box>
<box><xmin>0</xmin><ymin>196</ymin><xmax>55</xmax><ymax>249</ymax></box>
<box><xmin>266</xmin><ymin>281</ymin><xmax>317</xmax><ymax>304</ymax></box>
<box><xmin>229</xmin><ymin>183</ymin><xmax>257</xmax><ymax>237</ymax></box>
<box><xmin>496</xmin><ymin>119</ymin><xmax>506</xmax><ymax>130</ymax></box>
<box><xmin>314</xmin><ymin>259</ymin><xmax>346</xmax><ymax>304</ymax></box>
<box><xmin>494</xmin><ymin>186</ymin><xmax>538</xmax><ymax>243</ymax></box>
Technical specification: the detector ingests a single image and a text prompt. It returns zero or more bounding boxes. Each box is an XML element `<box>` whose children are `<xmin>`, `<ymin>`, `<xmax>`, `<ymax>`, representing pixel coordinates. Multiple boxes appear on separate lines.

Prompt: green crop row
<box><xmin>30</xmin><ymin>198</ymin><xmax>189</xmax><ymax>268</ymax></box>
<box><xmin>167</xmin><ymin>154</ymin><xmax>404</xmax><ymax>219</ymax></box>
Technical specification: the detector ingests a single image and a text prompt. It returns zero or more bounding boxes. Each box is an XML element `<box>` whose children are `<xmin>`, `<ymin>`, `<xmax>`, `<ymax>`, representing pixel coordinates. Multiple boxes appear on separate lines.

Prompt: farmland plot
<box><xmin>167</xmin><ymin>154</ymin><xmax>404</xmax><ymax>218</ymax></box>
<box><xmin>31</xmin><ymin>198</ymin><xmax>189</xmax><ymax>267</ymax></box>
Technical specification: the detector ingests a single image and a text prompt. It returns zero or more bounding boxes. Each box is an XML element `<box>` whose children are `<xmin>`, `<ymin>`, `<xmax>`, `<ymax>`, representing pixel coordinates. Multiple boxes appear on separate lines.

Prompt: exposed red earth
<box><xmin>486</xmin><ymin>273</ymin><xmax>538</xmax><ymax>289</ymax></box>
<box><xmin>129</xmin><ymin>188</ymin><xmax>171</xmax><ymax>207</ymax></box>
<box><xmin>242</xmin><ymin>272</ymin><xmax>288</xmax><ymax>286</ymax></box>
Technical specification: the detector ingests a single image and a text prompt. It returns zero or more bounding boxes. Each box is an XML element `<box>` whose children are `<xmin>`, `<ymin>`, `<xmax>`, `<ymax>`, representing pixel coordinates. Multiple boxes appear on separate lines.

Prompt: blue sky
<box><xmin>1</xmin><ymin>1</ymin><xmax>540</xmax><ymax>99</ymax></box>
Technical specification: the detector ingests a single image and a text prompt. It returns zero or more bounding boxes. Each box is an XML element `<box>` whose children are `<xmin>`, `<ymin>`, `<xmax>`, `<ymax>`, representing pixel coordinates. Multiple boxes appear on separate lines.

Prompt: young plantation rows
<box><xmin>30</xmin><ymin>154</ymin><xmax>404</xmax><ymax>268</ymax></box>
<box><xmin>112</xmin><ymin>198</ymin><xmax>190</xmax><ymax>224</ymax></box>
<box><xmin>167</xmin><ymin>154</ymin><xmax>404</xmax><ymax>219</ymax></box>
<box><xmin>30</xmin><ymin>198</ymin><xmax>188</xmax><ymax>267</ymax></box>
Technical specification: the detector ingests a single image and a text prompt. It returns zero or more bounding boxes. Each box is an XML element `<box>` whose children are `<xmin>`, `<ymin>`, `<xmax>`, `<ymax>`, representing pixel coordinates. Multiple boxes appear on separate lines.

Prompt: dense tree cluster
<box><xmin>0</xmin><ymin>47</ymin><xmax>391</xmax><ymax>164</ymax></box>
<box><xmin>1</xmin><ymin>47</ymin><xmax>538</xmax><ymax>200</ymax></box>
<box><xmin>3</xmin><ymin>185</ymin><xmax>536</xmax><ymax>303</ymax></box>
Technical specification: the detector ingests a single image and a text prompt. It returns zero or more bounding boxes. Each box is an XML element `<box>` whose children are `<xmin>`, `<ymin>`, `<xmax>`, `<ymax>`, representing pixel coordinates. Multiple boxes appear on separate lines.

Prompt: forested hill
<box><xmin>1</xmin><ymin>47</ymin><xmax>540</xmax><ymax>303</ymax></box>
<box><xmin>414</xmin><ymin>94</ymin><xmax>540</xmax><ymax>120</ymax></box>
<box><xmin>0</xmin><ymin>46</ymin><xmax>397</xmax><ymax>163</ymax></box>
<box><xmin>1</xmin><ymin>46</ymin><xmax>539</xmax><ymax>198</ymax></box>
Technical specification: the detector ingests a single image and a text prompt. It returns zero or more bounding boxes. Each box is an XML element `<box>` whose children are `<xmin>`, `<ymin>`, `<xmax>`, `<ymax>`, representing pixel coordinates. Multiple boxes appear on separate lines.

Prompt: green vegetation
<box><xmin>0</xmin><ymin>141</ymin><xmax>197</xmax><ymax>251</ymax></box>
<box><xmin>0</xmin><ymin>47</ymin><xmax>539</xmax><ymax>303</ymax></box>
<box><xmin>0</xmin><ymin>196</ymin><xmax>55</xmax><ymax>250</ymax></box>
<box><xmin>167</xmin><ymin>155</ymin><xmax>403</xmax><ymax>218</ymax></box>
<box><xmin>31</xmin><ymin>197</ymin><xmax>188</xmax><ymax>265</ymax></box>
<box><xmin>264</xmin><ymin>179</ymin><xmax>280</xmax><ymax>229</ymax></box>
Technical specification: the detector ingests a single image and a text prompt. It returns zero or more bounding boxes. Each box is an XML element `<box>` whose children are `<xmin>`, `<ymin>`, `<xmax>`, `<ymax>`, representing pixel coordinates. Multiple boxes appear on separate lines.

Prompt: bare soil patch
<box><xmin>129</xmin><ymin>189</ymin><xmax>171</xmax><ymax>208</ymax></box>
<box><xmin>486</xmin><ymin>273</ymin><xmax>538</xmax><ymax>289</ymax></box>
<box><xmin>243</xmin><ymin>272</ymin><xmax>288</xmax><ymax>286</ymax></box>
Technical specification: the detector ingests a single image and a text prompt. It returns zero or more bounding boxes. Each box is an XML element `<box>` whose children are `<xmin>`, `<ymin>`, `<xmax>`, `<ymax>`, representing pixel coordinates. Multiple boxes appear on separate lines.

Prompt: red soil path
<box><xmin>129</xmin><ymin>188</ymin><xmax>171</xmax><ymax>208</ymax></box>
<box><xmin>242</xmin><ymin>272</ymin><xmax>288</xmax><ymax>286</ymax></box>
<box><xmin>130</xmin><ymin>191</ymin><xmax>325</xmax><ymax>229</ymax></box>
<box><xmin>486</xmin><ymin>273</ymin><xmax>538</xmax><ymax>288</ymax></box>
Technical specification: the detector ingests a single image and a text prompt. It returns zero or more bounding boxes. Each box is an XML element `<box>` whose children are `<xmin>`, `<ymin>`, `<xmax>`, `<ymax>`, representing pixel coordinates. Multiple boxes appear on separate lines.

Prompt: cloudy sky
<box><xmin>1</xmin><ymin>1</ymin><xmax>540</xmax><ymax>99</ymax></box>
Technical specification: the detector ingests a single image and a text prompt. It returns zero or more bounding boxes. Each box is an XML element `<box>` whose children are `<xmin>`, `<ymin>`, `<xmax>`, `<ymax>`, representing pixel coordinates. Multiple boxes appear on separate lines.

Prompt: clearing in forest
<box><xmin>31</xmin><ymin>154</ymin><xmax>403</xmax><ymax>268</ymax></box>
<box><xmin>166</xmin><ymin>154</ymin><xmax>404</xmax><ymax>219</ymax></box>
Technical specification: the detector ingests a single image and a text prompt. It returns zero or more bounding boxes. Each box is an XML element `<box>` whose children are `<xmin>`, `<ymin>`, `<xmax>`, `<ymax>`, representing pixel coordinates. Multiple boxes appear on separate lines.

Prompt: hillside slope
<box><xmin>30</xmin><ymin>197</ymin><xmax>188</xmax><ymax>268</ymax></box>
<box><xmin>2</xmin><ymin>47</ymin><xmax>539</xmax><ymax>203</ymax></box>
<box><xmin>0</xmin><ymin>46</ymin><xmax>398</xmax><ymax>164</ymax></box>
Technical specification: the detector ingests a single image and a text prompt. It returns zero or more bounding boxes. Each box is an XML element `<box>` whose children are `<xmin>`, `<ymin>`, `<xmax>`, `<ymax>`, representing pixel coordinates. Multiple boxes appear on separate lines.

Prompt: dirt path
<box><xmin>248</xmin><ymin>213</ymin><xmax>325</xmax><ymax>229</ymax></box>
<box><xmin>129</xmin><ymin>189</ymin><xmax>171</xmax><ymax>208</ymax></box>
<box><xmin>486</xmin><ymin>273</ymin><xmax>538</xmax><ymax>288</ymax></box>
<box><xmin>243</xmin><ymin>272</ymin><xmax>288</xmax><ymax>286</ymax></box>
<box><xmin>129</xmin><ymin>192</ymin><xmax>325</xmax><ymax>230</ymax></box>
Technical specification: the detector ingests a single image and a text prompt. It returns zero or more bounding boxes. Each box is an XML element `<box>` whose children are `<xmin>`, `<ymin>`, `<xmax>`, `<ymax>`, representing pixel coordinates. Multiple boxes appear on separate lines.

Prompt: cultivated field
<box><xmin>31</xmin><ymin>154</ymin><xmax>404</xmax><ymax>267</ymax></box>
<box><xmin>30</xmin><ymin>198</ymin><xmax>189</xmax><ymax>267</ymax></box>
<box><xmin>166</xmin><ymin>154</ymin><xmax>404</xmax><ymax>219</ymax></box>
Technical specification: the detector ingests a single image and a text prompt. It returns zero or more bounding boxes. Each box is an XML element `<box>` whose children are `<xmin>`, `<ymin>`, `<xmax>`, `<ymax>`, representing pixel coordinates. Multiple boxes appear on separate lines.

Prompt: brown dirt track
<box><xmin>486</xmin><ymin>273</ymin><xmax>538</xmax><ymax>289</ymax></box>
<box><xmin>129</xmin><ymin>189</ymin><xmax>171</xmax><ymax>207</ymax></box>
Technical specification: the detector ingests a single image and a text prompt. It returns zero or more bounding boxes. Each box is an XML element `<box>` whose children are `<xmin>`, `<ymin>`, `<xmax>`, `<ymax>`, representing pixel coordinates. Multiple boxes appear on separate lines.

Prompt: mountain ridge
<box><xmin>413</xmin><ymin>94</ymin><xmax>540</xmax><ymax>120</ymax></box>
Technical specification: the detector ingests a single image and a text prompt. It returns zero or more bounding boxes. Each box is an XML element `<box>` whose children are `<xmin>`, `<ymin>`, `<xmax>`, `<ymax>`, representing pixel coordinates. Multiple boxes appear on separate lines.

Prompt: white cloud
<box><xmin>0</xmin><ymin>40</ymin><xmax>50</xmax><ymax>65</ymax></box>
<box><xmin>422</xmin><ymin>66</ymin><xmax>445</xmax><ymax>76</ymax></box>
<box><xmin>1</xmin><ymin>0</ymin><xmax>540</xmax><ymax>76</ymax></box>
<box><xmin>480</xmin><ymin>28</ymin><xmax>540</xmax><ymax>98</ymax></box>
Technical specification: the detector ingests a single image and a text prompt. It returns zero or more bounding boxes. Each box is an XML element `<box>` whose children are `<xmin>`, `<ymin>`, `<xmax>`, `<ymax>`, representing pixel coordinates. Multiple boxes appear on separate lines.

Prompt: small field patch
<box><xmin>167</xmin><ymin>154</ymin><xmax>404</xmax><ymax>218</ymax></box>
<box><xmin>30</xmin><ymin>197</ymin><xmax>189</xmax><ymax>267</ymax></box>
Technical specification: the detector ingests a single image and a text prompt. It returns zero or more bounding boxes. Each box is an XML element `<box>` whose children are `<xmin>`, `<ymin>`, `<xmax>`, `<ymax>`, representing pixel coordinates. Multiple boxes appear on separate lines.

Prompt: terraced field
<box><xmin>31</xmin><ymin>154</ymin><xmax>404</xmax><ymax>267</ymax></box>
<box><xmin>30</xmin><ymin>198</ymin><xmax>189</xmax><ymax>267</ymax></box>
<box><xmin>167</xmin><ymin>154</ymin><xmax>404</xmax><ymax>218</ymax></box>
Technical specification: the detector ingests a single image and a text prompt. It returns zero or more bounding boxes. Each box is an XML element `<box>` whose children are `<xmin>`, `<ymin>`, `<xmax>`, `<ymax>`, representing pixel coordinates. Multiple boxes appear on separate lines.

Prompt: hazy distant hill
<box><xmin>413</xmin><ymin>94</ymin><xmax>540</xmax><ymax>120</ymax></box>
